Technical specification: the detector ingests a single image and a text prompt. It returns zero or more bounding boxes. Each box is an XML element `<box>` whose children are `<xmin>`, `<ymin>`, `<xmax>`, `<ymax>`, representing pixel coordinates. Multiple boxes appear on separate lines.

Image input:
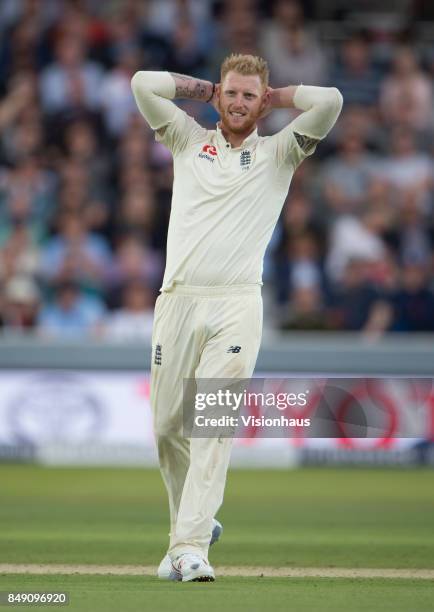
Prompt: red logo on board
<box><xmin>202</xmin><ymin>144</ymin><xmax>217</xmax><ymax>156</ymax></box>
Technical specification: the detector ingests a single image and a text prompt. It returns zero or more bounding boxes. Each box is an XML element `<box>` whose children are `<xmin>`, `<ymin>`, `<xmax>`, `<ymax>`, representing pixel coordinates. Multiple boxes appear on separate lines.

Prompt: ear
<box><xmin>212</xmin><ymin>83</ymin><xmax>222</xmax><ymax>114</ymax></box>
<box><xmin>262</xmin><ymin>87</ymin><xmax>271</xmax><ymax>107</ymax></box>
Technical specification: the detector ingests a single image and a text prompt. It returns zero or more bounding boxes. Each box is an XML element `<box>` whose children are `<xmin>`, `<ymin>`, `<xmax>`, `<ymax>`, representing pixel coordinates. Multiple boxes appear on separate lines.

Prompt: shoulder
<box><xmin>155</xmin><ymin>106</ymin><xmax>207</xmax><ymax>153</ymax></box>
<box><xmin>175</xmin><ymin>107</ymin><xmax>208</xmax><ymax>139</ymax></box>
<box><xmin>260</xmin><ymin>126</ymin><xmax>315</xmax><ymax>169</ymax></box>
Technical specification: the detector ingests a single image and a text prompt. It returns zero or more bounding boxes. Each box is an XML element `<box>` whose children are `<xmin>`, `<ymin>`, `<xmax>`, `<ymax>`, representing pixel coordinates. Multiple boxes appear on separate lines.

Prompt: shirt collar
<box><xmin>215</xmin><ymin>123</ymin><xmax>259</xmax><ymax>150</ymax></box>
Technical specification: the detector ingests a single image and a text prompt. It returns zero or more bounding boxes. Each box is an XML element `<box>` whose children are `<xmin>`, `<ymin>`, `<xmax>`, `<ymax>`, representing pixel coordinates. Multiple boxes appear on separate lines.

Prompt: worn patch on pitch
<box><xmin>0</xmin><ymin>564</ymin><xmax>433</xmax><ymax>579</ymax></box>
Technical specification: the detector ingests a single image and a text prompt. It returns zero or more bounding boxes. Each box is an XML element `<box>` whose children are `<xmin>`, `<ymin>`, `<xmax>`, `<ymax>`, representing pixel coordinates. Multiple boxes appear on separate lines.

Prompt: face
<box><xmin>218</xmin><ymin>71</ymin><xmax>267</xmax><ymax>136</ymax></box>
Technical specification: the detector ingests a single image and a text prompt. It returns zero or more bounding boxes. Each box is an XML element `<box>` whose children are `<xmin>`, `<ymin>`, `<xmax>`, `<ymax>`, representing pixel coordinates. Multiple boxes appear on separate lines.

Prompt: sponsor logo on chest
<box><xmin>197</xmin><ymin>145</ymin><xmax>253</xmax><ymax>171</ymax></box>
<box><xmin>198</xmin><ymin>144</ymin><xmax>217</xmax><ymax>163</ymax></box>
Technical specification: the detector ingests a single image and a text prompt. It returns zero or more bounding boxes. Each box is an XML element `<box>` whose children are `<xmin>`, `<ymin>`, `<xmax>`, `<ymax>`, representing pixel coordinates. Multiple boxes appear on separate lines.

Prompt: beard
<box><xmin>219</xmin><ymin>107</ymin><xmax>259</xmax><ymax>135</ymax></box>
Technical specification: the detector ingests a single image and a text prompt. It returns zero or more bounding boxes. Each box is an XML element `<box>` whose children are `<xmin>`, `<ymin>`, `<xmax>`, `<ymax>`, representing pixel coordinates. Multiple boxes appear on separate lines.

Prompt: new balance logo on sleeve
<box><xmin>227</xmin><ymin>346</ymin><xmax>241</xmax><ymax>353</ymax></box>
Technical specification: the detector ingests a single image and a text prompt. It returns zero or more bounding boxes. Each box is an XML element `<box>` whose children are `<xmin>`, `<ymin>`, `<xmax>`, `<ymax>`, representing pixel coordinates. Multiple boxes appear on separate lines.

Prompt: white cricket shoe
<box><xmin>173</xmin><ymin>553</ymin><xmax>215</xmax><ymax>582</ymax></box>
<box><xmin>157</xmin><ymin>518</ymin><xmax>222</xmax><ymax>580</ymax></box>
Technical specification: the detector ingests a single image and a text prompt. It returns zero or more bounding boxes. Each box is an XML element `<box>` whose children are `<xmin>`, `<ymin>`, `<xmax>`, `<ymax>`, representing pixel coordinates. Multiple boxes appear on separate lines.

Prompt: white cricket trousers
<box><xmin>150</xmin><ymin>284</ymin><xmax>262</xmax><ymax>560</ymax></box>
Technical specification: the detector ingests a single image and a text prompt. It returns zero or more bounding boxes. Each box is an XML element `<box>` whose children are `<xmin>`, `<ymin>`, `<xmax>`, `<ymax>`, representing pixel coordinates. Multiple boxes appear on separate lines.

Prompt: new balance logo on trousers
<box><xmin>227</xmin><ymin>345</ymin><xmax>242</xmax><ymax>353</ymax></box>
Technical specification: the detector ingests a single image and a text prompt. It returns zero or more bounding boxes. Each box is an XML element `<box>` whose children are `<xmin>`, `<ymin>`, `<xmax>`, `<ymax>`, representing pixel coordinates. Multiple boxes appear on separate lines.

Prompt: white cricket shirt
<box><xmin>157</xmin><ymin>108</ymin><xmax>311</xmax><ymax>290</ymax></box>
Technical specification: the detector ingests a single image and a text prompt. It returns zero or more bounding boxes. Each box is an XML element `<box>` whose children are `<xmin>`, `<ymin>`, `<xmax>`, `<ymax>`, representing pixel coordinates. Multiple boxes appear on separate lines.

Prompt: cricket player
<box><xmin>131</xmin><ymin>54</ymin><xmax>342</xmax><ymax>582</ymax></box>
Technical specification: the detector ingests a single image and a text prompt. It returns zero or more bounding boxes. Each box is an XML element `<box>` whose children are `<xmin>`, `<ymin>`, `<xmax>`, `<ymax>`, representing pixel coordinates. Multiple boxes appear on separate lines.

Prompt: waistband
<box><xmin>162</xmin><ymin>283</ymin><xmax>261</xmax><ymax>297</ymax></box>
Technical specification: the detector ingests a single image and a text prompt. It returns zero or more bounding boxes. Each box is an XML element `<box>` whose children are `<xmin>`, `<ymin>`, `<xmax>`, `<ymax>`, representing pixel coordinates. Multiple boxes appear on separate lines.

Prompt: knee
<box><xmin>154</xmin><ymin>423</ymin><xmax>183</xmax><ymax>448</ymax></box>
<box><xmin>154</xmin><ymin>423</ymin><xmax>174</xmax><ymax>444</ymax></box>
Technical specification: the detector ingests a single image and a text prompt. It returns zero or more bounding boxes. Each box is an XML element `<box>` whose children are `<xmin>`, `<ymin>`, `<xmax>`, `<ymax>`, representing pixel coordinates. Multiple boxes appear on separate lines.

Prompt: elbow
<box><xmin>131</xmin><ymin>71</ymin><xmax>149</xmax><ymax>95</ymax></box>
<box><xmin>131</xmin><ymin>71</ymin><xmax>142</xmax><ymax>94</ymax></box>
<box><xmin>328</xmin><ymin>87</ymin><xmax>344</xmax><ymax>114</ymax></box>
<box><xmin>131</xmin><ymin>71</ymin><xmax>174</xmax><ymax>99</ymax></box>
<box><xmin>315</xmin><ymin>87</ymin><xmax>343</xmax><ymax>122</ymax></box>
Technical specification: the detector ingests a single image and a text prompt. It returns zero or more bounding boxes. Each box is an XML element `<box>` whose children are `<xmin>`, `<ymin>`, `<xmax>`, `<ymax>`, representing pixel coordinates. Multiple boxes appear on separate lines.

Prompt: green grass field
<box><xmin>1</xmin><ymin>466</ymin><xmax>433</xmax><ymax>611</ymax></box>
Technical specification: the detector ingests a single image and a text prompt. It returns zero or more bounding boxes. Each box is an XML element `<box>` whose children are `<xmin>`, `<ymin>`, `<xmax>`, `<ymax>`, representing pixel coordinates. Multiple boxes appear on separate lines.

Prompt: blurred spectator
<box><xmin>40</xmin><ymin>35</ymin><xmax>103</xmax><ymax>115</ymax></box>
<box><xmin>144</xmin><ymin>0</ymin><xmax>213</xmax><ymax>41</ymax></box>
<box><xmin>327</xmin><ymin>259</ymin><xmax>393</xmax><ymax>335</ymax></box>
<box><xmin>2</xmin><ymin>116</ymin><xmax>44</xmax><ymax>165</ymax></box>
<box><xmin>0</xmin><ymin>73</ymin><xmax>37</xmax><ymax>134</ymax></box>
<box><xmin>56</xmin><ymin>183</ymin><xmax>109</xmax><ymax>238</ymax></box>
<box><xmin>327</xmin><ymin>103</ymin><xmax>386</xmax><ymax>155</ymax></box>
<box><xmin>0</xmin><ymin>154</ymin><xmax>56</xmax><ymax>231</ymax></box>
<box><xmin>38</xmin><ymin>280</ymin><xmax>106</xmax><ymax>339</ymax></box>
<box><xmin>274</xmin><ymin>194</ymin><xmax>325</xmax><ymax>301</ymax></box>
<box><xmin>118</xmin><ymin>124</ymin><xmax>150</xmax><ymax>163</ymax></box>
<box><xmin>104</xmin><ymin>4</ymin><xmax>145</xmax><ymax>64</ymax></box>
<box><xmin>209</xmin><ymin>2</ymin><xmax>260</xmax><ymax>78</ymax></box>
<box><xmin>261</xmin><ymin>0</ymin><xmax>327</xmax><ymax>87</ymax></box>
<box><xmin>0</xmin><ymin>10</ymin><xmax>48</xmax><ymax>80</ymax></box>
<box><xmin>2</xmin><ymin>275</ymin><xmax>40</xmax><ymax>331</ymax></box>
<box><xmin>379</xmin><ymin>126</ymin><xmax>433</xmax><ymax>211</ymax></box>
<box><xmin>391</xmin><ymin>263</ymin><xmax>434</xmax><ymax>332</ymax></box>
<box><xmin>331</xmin><ymin>32</ymin><xmax>381</xmax><ymax>108</ymax></box>
<box><xmin>275</xmin><ymin>229</ymin><xmax>325</xmax><ymax>313</ymax></box>
<box><xmin>39</xmin><ymin>211</ymin><xmax>112</xmax><ymax>290</ymax></box>
<box><xmin>117</xmin><ymin>163</ymin><xmax>152</xmax><ymax>198</ymax></box>
<box><xmin>282</xmin><ymin>194</ymin><xmax>323</xmax><ymax>240</ymax></box>
<box><xmin>326</xmin><ymin>208</ymin><xmax>390</xmax><ymax>282</ymax></box>
<box><xmin>281</xmin><ymin>285</ymin><xmax>327</xmax><ymax>331</ymax></box>
<box><xmin>380</xmin><ymin>46</ymin><xmax>433</xmax><ymax>132</ymax></box>
<box><xmin>288</xmin><ymin>233</ymin><xmax>323</xmax><ymax>291</ymax></box>
<box><xmin>103</xmin><ymin>281</ymin><xmax>154</xmax><ymax>342</ymax></box>
<box><xmin>387</xmin><ymin>190</ymin><xmax>434</xmax><ymax>266</ymax></box>
<box><xmin>62</xmin><ymin>121</ymin><xmax>109</xmax><ymax>200</ymax></box>
<box><xmin>322</xmin><ymin>127</ymin><xmax>377</xmax><ymax>215</ymax></box>
<box><xmin>99</xmin><ymin>0</ymin><xmax>174</xmax><ymax>69</ymax></box>
<box><xmin>100</xmin><ymin>46</ymin><xmax>141</xmax><ymax>137</ymax></box>
<box><xmin>166</xmin><ymin>18</ymin><xmax>208</xmax><ymax>77</ymax></box>
<box><xmin>106</xmin><ymin>233</ymin><xmax>163</xmax><ymax>298</ymax></box>
<box><xmin>0</xmin><ymin>220</ymin><xmax>40</xmax><ymax>281</ymax></box>
<box><xmin>116</xmin><ymin>187</ymin><xmax>155</xmax><ymax>238</ymax></box>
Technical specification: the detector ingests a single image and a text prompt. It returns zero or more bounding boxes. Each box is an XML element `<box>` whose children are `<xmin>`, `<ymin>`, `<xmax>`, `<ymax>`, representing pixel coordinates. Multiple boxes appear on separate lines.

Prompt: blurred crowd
<box><xmin>0</xmin><ymin>0</ymin><xmax>434</xmax><ymax>340</ymax></box>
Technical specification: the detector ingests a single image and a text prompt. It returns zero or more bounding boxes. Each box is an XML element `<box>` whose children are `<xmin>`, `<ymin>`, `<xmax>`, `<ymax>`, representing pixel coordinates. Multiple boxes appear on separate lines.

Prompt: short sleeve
<box><xmin>155</xmin><ymin>106</ymin><xmax>206</xmax><ymax>157</ymax></box>
<box><xmin>267</xmin><ymin>121</ymin><xmax>318</xmax><ymax>170</ymax></box>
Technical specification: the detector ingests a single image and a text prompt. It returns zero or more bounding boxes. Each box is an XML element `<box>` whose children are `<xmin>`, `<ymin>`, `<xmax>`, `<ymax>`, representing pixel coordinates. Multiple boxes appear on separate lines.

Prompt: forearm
<box><xmin>170</xmin><ymin>73</ymin><xmax>214</xmax><ymax>102</ymax></box>
<box><xmin>269</xmin><ymin>86</ymin><xmax>299</xmax><ymax>109</ymax></box>
<box><xmin>131</xmin><ymin>71</ymin><xmax>214</xmax><ymax>130</ymax></box>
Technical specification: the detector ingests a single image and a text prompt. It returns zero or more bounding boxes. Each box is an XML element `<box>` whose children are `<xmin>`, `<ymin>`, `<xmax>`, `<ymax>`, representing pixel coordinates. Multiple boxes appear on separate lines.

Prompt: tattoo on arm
<box><xmin>170</xmin><ymin>73</ymin><xmax>213</xmax><ymax>101</ymax></box>
<box><xmin>294</xmin><ymin>132</ymin><xmax>319</xmax><ymax>154</ymax></box>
